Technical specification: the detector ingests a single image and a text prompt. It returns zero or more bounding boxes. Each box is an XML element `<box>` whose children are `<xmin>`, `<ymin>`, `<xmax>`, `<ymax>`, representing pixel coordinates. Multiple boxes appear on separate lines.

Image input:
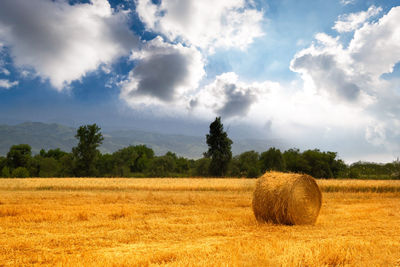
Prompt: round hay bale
<box><xmin>252</xmin><ymin>171</ymin><xmax>322</xmax><ymax>225</ymax></box>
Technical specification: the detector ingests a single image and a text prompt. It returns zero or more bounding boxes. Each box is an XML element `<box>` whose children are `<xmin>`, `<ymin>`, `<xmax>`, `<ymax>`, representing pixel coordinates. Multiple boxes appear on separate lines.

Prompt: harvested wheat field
<box><xmin>0</xmin><ymin>178</ymin><xmax>400</xmax><ymax>266</ymax></box>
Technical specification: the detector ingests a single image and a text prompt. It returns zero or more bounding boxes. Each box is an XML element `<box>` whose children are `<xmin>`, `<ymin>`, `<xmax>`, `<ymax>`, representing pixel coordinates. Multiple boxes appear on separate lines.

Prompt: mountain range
<box><xmin>0</xmin><ymin>122</ymin><xmax>289</xmax><ymax>158</ymax></box>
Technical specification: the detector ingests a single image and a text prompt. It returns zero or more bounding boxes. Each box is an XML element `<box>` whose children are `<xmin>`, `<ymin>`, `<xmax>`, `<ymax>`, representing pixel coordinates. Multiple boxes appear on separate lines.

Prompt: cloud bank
<box><xmin>291</xmin><ymin>6</ymin><xmax>400</xmax><ymax>153</ymax></box>
<box><xmin>0</xmin><ymin>0</ymin><xmax>137</xmax><ymax>90</ymax></box>
<box><xmin>136</xmin><ymin>0</ymin><xmax>264</xmax><ymax>51</ymax></box>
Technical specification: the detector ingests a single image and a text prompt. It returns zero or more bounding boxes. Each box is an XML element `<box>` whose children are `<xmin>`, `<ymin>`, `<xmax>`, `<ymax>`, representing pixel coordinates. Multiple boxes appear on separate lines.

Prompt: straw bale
<box><xmin>252</xmin><ymin>171</ymin><xmax>322</xmax><ymax>225</ymax></box>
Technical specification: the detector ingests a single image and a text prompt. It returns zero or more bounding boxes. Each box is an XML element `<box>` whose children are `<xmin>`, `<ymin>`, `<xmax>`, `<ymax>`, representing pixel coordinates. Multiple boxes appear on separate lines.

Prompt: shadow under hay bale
<box><xmin>252</xmin><ymin>171</ymin><xmax>322</xmax><ymax>225</ymax></box>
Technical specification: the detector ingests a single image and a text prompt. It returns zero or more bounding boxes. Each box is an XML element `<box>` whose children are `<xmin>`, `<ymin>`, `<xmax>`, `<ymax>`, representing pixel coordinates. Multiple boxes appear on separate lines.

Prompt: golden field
<box><xmin>0</xmin><ymin>178</ymin><xmax>400</xmax><ymax>266</ymax></box>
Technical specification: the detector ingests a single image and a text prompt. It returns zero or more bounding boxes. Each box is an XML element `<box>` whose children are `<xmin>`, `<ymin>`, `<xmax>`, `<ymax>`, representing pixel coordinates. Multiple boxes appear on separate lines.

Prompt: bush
<box><xmin>11</xmin><ymin>167</ymin><xmax>30</xmax><ymax>178</ymax></box>
<box><xmin>1</xmin><ymin>166</ymin><xmax>11</xmax><ymax>178</ymax></box>
<box><xmin>348</xmin><ymin>168</ymin><xmax>360</xmax><ymax>179</ymax></box>
<box><xmin>246</xmin><ymin>167</ymin><xmax>260</xmax><ymax>178</ymax></box>
<box><xmin>260</xmin><ymin>148</ymin><xmax>285</xmax><ymax>172</ymax></box>
<box><xmin>39</xmin><ymin>157</ymin><xmax>61</xmax><ymax>177</ymax></box>
<box><xmin>238</xmin><ymin>151</ymin><xmax>261</xmax><ymax>177</ymax></box>
<box><xmin>194</xmin><ymin>158</ymin><xmax>211</xmax><ymax>177</ymax></box>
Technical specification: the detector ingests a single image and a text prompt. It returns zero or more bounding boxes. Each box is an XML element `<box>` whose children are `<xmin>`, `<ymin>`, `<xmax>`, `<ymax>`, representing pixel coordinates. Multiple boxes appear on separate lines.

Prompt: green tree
<box><xmin>193</xmin><ymin>158</ymin><xmax>211</xmax><ymax>176</ymax></box>
<box><xmin>0</xmin><ymin>156</ymin><xmax>7</xmax><ymax>176</ymax></box>
<box><xmin>27</xmin><ymin>155</ymin><xmax>41</xmax><ymax>177</ymax></box>
<box><xmin>260</xmin><ymin>147</ymin><xmax>285</xmax><ymax>172</ymax></box>
<box><xmin>38</xmin><ymin>157</ymin><xmax>61</xmax><ymax>177</ymax></box>
<box><xmin>96</xmin><ymin>154</ymin><xmax>116</xmax><ymax>177</ymax></box>
<box><xmin>0</xmin><ymin>156</ymin><xmax>6</xmax><ymax>169</ymax></box>
<box><xmin>348</xmin><ymin>168</ymin><xmax>360</xmax><ymax>179</ymax></box>
<box><xmin>237</xmin><ymin>151</ymin><xmax>261</xmax><ymax>178</ymax></box>
<box><xmin>112</xmin><ymin>146</ymin><xmax>139</xmax><ymax>176</ymax></box>
<box><xmin>393</xmin><ymin>158</ymin><xmax>400</xmax><ymax>179</ymax></box>
<box><xmin>175</xmin><ymin>156</ymin><xmax>190</xmax><ymax>174</ymax></box>
<box><xmin>11</xmin><ymin>167</ymin><xmax>30</xmax><ymax>178</ymax></box>
<box><xmin>40</xmin><ymin>148</ymin><xmax>68</xmax><ymax>161</ymax></box>
<box><xmin>302</xmin><ymin>149</ymin><xmax>333</xmax><ymax>178</ymax></box>
<box><xmin>7</xmin><ymin>144</ymin><xmax>32</xmax><ymax>170</ymax></box>
<box><xmin>229</xmin><ymin>156</ymin><xmax>241</xmax><ymax>177</ymax></box>
<box><xmin>130</xmin><ymin>145</ymin><xmax>154</xmax><ymax>173</ymax></box>
<box><xmin>72</xmin><ymin>124</ymin><xmax>104</xmax><ymax>177</ymax></box>
<box><xmin>1</xmin><ymin>166</ymin><xmax>11</xmax><ymax>178</ymax></box>
<box><xmin>150</xmin><ymin>154</ymin><xmax>176</xmax><ymax>177</ymax></box>
<box><xmin>59</xmin><ymin>153</ymin><xmax>75</xmax><ymax>177</ymax></box>
<box><xmin>283</xmin><ymin>148</ymin><xmax>310</xmax><ymax>173</ymax></box>
<box><xmin>205</xmin><ymin>117</ymin><xmax>233</xmax><ymax>176</ymax></box>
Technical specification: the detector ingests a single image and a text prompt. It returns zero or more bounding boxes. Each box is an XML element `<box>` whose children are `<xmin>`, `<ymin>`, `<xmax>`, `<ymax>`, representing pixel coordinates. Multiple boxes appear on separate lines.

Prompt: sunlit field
<box><xmin>1</xmin><ymin>178</ymin><xmax>400</xmax><ymax>266</ymax></box>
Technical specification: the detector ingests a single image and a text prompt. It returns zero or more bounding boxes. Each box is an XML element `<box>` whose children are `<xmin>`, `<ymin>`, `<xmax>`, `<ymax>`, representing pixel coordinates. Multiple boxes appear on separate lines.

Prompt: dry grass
<box><xmin>0</xmin><ymin>178</ymin><xmax>399</xmax><ymax>266</ymax></box>
<box><xmin>1</xmin><ymin>177</ymin><xmax>400</xmax><ymax>193</ymax></box>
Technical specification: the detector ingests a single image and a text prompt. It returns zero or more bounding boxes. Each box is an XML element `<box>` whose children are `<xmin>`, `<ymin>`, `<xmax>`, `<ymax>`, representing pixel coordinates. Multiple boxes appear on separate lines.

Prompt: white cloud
<box><xmin>348</xmin><ymin>6</ymin><xmax>400</xmax><ymax>79</ymax></box>
<box><xmin>340</xmin><ymin>0</ymin><xmax>355</xmax><ymax>6</ymax></box>
<box><xmin>333</xmin><ymin>5</ymin><xmax>382</xmax><ymax>33</ymax></box>
<box><xmin>136</xmin><ymin>0</ymin><xmax>264</xmax><ymax>51</ymax></box>
<box><xmin>0</xmin><ymin>0</ymin><xmax>138</xmax><ymax>90</ymax></box>
<box><xmin>120</xmin><ymin>37</ymin><xmax>205</xmax><ymax>109</ymax></box>
<box><xmin>191</xmin><ymin>72</ymin><xmax>263</xmax><ymax>118</ymax></box>
<box><xmin>365</xmin><ymin>122</ymin><xmax>386</xmax><ymax>146</ymax></box>
<box><xmin>123</xmin><ymin>4</ymin><xmax>400</xmax><ymax>161</ymax></box>
<box><xmin>292</xmin><ymin>6</ymin><xmax>400</xmax><ymax>101</ymax></box>
<box><xmin>189</xmin><ymin>71</ymin><xmax>374</xmax><ymax>160</ymax></box>
<box><xmin>290</xmin><ymin>6</ymin><xmax>400</xmax><ymax>154</ymax></box>
<box><xmin>290</xmin><ymin>33</ymin><xmax>367</xmax><ymax>102</ymax></box>
<box><xmin>0</xmin><ymin>79</ymin><xmax>18</xmax><ymax>89</ymax></box>
<box><xmin>0</xmin><ymin>68</ymin><xmax>10</xmax><ymax>75</ymax></box>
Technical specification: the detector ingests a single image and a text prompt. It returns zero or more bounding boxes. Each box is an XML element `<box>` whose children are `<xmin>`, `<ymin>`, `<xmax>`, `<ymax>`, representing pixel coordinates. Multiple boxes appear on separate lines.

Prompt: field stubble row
<box><xmin>0</xmin><ymin>178</ymin><xmax>400</xmax><ymax>193</ymax></box>
<box><xmin>0</xmin><ymin>178</ymin><xmax>399</xmax><ymax>266</ymax></box>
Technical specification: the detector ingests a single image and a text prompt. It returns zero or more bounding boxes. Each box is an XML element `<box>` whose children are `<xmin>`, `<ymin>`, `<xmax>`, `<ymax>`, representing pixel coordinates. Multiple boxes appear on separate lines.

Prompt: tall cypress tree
<box><xmin>72</xmin><ymin>124</ymin><xmax>104</xmax><ymax>177</ymax></box>
<box><xmin>205</xmin><ymin>117</ymin><xmax>233</xmax><ymax>176</ymax></box>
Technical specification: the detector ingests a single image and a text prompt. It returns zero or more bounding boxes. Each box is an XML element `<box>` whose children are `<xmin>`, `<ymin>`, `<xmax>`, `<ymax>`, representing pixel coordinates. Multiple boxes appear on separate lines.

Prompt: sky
<box><xmin>0</xmin><ymin>0</ymin><xmax>400</xmax><ymax>163</ymax></box>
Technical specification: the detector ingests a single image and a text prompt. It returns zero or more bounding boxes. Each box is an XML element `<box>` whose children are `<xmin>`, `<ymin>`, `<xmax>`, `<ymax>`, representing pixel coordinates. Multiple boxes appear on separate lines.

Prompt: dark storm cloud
<box><xmin>130</xmin><ymin>52</ymin><xmax>189</xmax><ymax>101</ymax></box>
<box><xmin>218</xmin><ymin>83</ymin><xmax>256</xmax><ymax>118</ymax></box>
<box><xmin>0</xmin><ymin>0</ymin><xmax>66</xmax><ymax>56</ymax></box>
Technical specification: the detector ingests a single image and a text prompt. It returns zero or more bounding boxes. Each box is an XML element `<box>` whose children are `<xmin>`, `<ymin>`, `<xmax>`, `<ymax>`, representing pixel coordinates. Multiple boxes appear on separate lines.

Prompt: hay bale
<box><xmin>252</xmin><ymin>171</ymin><xmax>322</xmax><ymax>225</ymax></box>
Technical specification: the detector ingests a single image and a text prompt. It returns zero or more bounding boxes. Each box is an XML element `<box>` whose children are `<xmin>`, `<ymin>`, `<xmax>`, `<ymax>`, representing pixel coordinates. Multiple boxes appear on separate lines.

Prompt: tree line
<box><xmin>0</xmin><ymin>119</ymin><xmax>399</xmax><ymax>179</ymax></box>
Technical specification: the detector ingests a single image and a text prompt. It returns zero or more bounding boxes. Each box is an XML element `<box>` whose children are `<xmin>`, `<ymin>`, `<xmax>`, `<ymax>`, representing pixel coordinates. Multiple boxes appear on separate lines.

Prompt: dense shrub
<box><xmin>12</xmin><ymin>167</ymin><xmax>30</xmax><ymax>178</ymax></box>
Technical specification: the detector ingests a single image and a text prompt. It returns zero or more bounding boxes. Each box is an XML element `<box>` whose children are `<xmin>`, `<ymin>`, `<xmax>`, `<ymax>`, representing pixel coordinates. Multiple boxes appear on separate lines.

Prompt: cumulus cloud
<box><xmin>0</xmin><ymin>0</ymin><xmax>138</xmax><ymax>90</ymax></box>
<box><xmin>290</xmin><ymin>33</ymin><xmax>365</xmax><ymax>102</ymax></box>
<box><xmin>121</xmin><ymin>4</ymin><xmax>400</xmax><ymax>160</ymax></box>
<box><xmin>291</xmin><ymin>51</ymin><xmax>361</xmax><ymax>102</ymax></box>
<box><xmin>191</xmin><ymin>72</ymin><xmax>270</xmax><ymax>119</ymax></box>
<box><xmin>0</xmin><ymin>79</ymin><xmax>18</xmax><ymax>89</ymax></box>
<box><xmin>120</xmin><ymin>37</ymin><xmax>205</xmax><ymax>107</ymax></box>
<box><xmin>136</xmin><ymin>0</ymin><xmax>264</xmax><ymax>51</ymax></box>
<box><xmin>348</xmin><ymin>7</ymin><xmax>400</xmax><ymax>79</ymax></box>
<box><xmin>291</xmin><ymin>6</ymin><xmax>400</xmax><ymax>102</ymax></box>
<box><xmin>291</xmin><ymin>6</ymin><xmax>400</xmax><ymax>151</ymax></box>
<box><xmin>333</xmin><ymin>5</ymin><xmax>382</xmax><ymax>33</ymax></box>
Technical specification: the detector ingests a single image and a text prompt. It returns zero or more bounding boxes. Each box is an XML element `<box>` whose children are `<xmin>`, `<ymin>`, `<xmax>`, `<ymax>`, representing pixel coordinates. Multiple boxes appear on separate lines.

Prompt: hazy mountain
<box><xmin>0</xmin><ymin>122</ymin><xmax>289</xmax><ymax>158</ymax></box>
<box><xmin>0</xmin><ymin>122</ymin><xmax>77</xmax><ymax>155</ymax></box>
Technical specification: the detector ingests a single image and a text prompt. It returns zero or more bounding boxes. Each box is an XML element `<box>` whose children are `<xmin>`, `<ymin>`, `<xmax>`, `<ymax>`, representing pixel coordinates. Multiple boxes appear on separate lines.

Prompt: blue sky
<box><xmin>0</xmin><ymin>0</ymin><xmax>400</xmax><ymax>162</ymax></box>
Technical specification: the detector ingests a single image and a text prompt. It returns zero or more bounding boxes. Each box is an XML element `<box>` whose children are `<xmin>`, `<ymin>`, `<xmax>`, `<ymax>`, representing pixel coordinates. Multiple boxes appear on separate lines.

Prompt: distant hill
<box><xmin>0</xmin><ymin>122</ymin><xmax>77</xmax><ymax>155</ymax></box>
<box><xmin>0</xmin><ymin>122</ymin><xmax>288</xmax><ymax>158</ymax></box>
